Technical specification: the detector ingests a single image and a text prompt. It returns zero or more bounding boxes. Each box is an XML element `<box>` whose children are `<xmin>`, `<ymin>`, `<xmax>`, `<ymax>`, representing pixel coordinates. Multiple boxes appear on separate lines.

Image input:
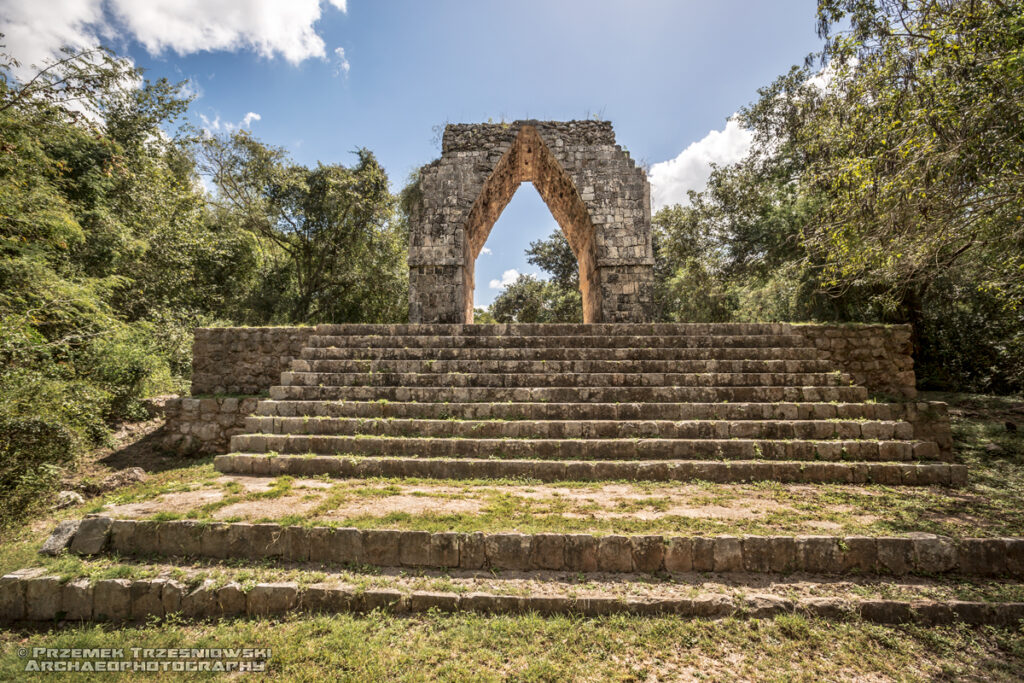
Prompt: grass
<box><xmin>2</xmin><ymin>612</ymin><xmax>1022</xmax><ymax>681</ymax></box>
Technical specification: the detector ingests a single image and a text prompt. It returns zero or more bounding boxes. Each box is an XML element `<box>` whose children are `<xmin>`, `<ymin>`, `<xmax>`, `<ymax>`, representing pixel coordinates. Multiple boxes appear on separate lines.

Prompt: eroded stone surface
<box><xmin>69</xmin><ymin>517</ymin><xmax>111</xmax><ymax>556</ymax></box>
<box><xmin>40</xmin><ymin>520</ymin><xmax>80</xmax><ymax>556</ymax></box>
<box><xmin>408</xmin><ymin>121</ymin><xmax>654</xmax><ymax>324</ymax></box>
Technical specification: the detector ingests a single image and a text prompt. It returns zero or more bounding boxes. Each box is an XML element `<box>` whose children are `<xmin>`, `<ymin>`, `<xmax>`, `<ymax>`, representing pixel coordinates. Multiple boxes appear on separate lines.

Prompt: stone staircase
<box><xmin>18</xmin><ymin>323</ymin><xmax>1024</xmax><ymax>630</ymax></box>
<box><xmin>216</xmin><ymin>323</ymin><xmax>961</xmax><ymax>485</ymax></box>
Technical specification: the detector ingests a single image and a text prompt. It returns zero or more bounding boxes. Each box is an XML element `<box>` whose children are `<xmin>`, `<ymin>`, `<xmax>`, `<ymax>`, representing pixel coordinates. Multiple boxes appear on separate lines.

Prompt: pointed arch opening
<box><xmin>461</xmin><ymin>126</ymin><xmax>601</xmax><ymax>323</ymax></box>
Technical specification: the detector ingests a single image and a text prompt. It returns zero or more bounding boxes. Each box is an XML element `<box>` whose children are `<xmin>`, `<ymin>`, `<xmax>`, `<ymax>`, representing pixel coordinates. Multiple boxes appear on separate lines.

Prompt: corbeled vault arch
<box><xmin>408</xmin><ymin>120</ymin><xmax>654</xmax><ymax>324</ymax></box>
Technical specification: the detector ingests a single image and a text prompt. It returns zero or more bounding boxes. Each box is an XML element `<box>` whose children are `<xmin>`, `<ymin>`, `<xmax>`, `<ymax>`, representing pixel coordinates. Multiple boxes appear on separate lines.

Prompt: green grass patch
<box><xmin>1</xmin><ymin>612</ymin><xmax>1022</xmax><ymax>681</ymax></box>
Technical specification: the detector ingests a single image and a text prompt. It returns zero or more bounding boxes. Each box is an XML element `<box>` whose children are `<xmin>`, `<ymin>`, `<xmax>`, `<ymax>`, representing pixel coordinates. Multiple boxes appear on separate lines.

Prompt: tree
<box><xmin>0</xmin><ymin>42</ymin><xmax>216</xmax><ymax>522</ymax></box>
<box><xmin>200</xmin><ymin>131</ymin><xmax>407</xmax><ymax>323</ymax></box>
<box><xmin>486</xmin><ymin>230</ymin><xmax>583</xmax><ymax>322</ymax></box>
<box><xmin>490</xmin><ymin>275</ymin><xmax>549</xmax><ymax>323</ymax></box>
<box><xmin>802</xmin><ymin>0</ymin><xmax>1024</xmax><ymax>324</ymax></box>
<box><xmin>653</xmin><ymin>0</ymin><xmax>1024</xmax><ymax>390</ymax></box>
<box><xmin>526</xmin><ymin>230</ymin><xmax>578</xmax><ymax>290</ymax></box>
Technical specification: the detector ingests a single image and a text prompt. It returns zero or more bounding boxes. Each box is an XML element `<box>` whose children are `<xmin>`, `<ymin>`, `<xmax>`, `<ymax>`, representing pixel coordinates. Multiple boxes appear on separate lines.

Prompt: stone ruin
<box><xmin>407</xmin><ymin>120</ymin><xmax>654</xmax><ymax>323</ymax></box>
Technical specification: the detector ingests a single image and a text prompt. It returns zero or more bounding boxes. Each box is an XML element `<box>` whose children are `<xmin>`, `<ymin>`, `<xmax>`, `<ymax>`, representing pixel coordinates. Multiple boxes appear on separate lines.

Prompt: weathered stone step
<box><xmin>216</xmin><ymin>454</ymin><xmax>965</xmax><ymax>485</ymax></box>
<box><xmin>268</xmin><ymin>384</ymin><xmax>870</xmax><ymax>403</ymax></box>
<box><xmin>315</xmin><ymin>322</ymin><xmax>798</xmax><ymax>336</ymax></box>
<box><xmin>300</xmin><ymin>346</ymin><xmax>823</xmax><ymax>362</ymax></box>
<box><xmin>229</xmin><ymin>433</ymin><xmax>934</xmax><ymax>461</ymax></box>
<box><xmin>296</xmin><ymin>359</ymin><xmax>839</xmax><ymax>375</ymax></box>
<box><xmin>245</xmin><ymin>416</ymin><xmax>915</xmax><ymax>441</ymax></box>
<box><xmin>6</xmin><ymin>570</ymin><xmax>1020</xmax><ymax>624</ymax></box>
<box><xmin>52</xmin><ymin>517</ymin><xmax>1018</xmax><ymax>578</ymax></box>
<box><xmin>307</xmin><ymin>334</ymin><xmax>809</xmax><ymax>350</ymax></box>
<box><xmin>255</xmin><ymin>400</ymin><xmax>906</xmax><ymax>422</ymax></box>
<box><xmin>281</xmin><ymin>371</ymin><xmax>852</xmax><ymax>389</ymax></box>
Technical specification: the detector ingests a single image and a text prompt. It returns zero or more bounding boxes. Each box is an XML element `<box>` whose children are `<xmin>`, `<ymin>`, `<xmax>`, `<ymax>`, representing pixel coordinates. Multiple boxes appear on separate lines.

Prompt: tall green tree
<box><xmin>805</xmin><ymin>0</ymin><xmax>1024</xmax><ymax>323</ymax></box>
<box><xmin>0</xmin><ymin>43</ymin><xmax>235</xmax><ymax>521</ymax></box>
<box><xmin>654</xmin><ymin>0</ymin><xmax>1024</xmax><ymax>391</ymax></box>
<box><xmin>200</xmin><ymin>131</ymin><xmax>407</xmax><ymax>323</ymax></box>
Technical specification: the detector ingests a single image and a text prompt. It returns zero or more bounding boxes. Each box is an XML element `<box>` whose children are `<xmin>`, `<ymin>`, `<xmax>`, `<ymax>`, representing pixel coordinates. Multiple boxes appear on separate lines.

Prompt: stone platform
<box><xmin>215</xmin><ymin>323</ymin><xmax>953</xmax><ymax>483</ymax></box>
<box><xmin>12</xmin><ymin>322</ymin><xmax>1012</xmax><ymax>628</ymax></box>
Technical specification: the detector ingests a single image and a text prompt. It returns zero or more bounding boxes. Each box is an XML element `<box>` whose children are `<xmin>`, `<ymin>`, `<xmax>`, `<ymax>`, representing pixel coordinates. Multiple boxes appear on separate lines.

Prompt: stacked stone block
<box><xmin>190</xmin><ymin>327</ymin><xmax>313</xmax><ymax>395</ymax></box>
<box><xmin>7</xmin><ymin>568</ymin><xmax>1023</xmax><ymax>625</ymax></box>
<box><xmin>408</xmin><ymin>120</ymin><xmax>654</xmax><ymax>323</ymax></box>
<box><xmin>166</xmin><ymin>323</ymin><xmax>951</xmax><ymax>459</ymax></box>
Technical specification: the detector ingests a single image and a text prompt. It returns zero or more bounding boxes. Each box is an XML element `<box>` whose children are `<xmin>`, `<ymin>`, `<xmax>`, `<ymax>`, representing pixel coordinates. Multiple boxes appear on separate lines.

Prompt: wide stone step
<box><xmin>281</xmin><ymin>371</ymin><xmax>851</xmax><ymax>389</ymax></box>
<box><xmin>314</xmin><ymin>323</ymin><xmax>798</xmax><ymax>336</ymax></box>
<box><xmin>229</xmin><ymin>433</ymin><xmax>934</xmax><ymax>461</ymax></box>
<box><xmin>6</xmin><ymin>573</ymin><xmax>1015</xmax><ymax>626</ymax></box>
<box><xmin>296</xmin><ymin>359</ymin><xmax>839</xmax><ymax>375</ymax></box>
<box><xmin>268</xmin><ymin>384</ymin><xmax>870</xmax><ymax>403</ymax></box>
<box><xmin>216</xmin><ymin>454</ymin><xmax>966</xmax><ymax>486</ymax></box>
<box><xmin>255</xmin><ymin>400</ymin><xmax>905</xmax><ymax>422</ymax></box>
<box><xmin>307</xmin><ymin>334</ymin><xmax>809</xmax><ymax>349</ymax></box>
<box><xmin>300</xmin><ymin>346</ymin><xmax>823</xmax><ymax>362</ymax></box>
<box><xmin>245</xmin><ymin>416</ymin><xmax>915</xmax><ymax>441</ymax></box>
<box><xmin>59</xmin><ymin>517</ymin><xmax>1018</xmax><ymax>578</ymax></box>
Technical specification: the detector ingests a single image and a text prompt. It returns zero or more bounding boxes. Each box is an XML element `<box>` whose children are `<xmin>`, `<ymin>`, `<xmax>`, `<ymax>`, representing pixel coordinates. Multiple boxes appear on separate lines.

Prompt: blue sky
<box><xmin>2</xmin><ymin>0</ymin><xmax>824</xmax><ymax>307</ymax></box>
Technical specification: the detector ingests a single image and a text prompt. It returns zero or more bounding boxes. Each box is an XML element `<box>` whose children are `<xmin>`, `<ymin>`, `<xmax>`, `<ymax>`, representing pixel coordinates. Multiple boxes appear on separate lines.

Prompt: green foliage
<box><xmin>527</xmin><ymin>229</ymin><xmax>579</xmax><ymax>290</ymax></box>
<box><xmin>489</xmin><ymin>275</ymin><xmax>550</xmax><ymax>323</ymax></box>
<box><xmin>200</xmin><ymin>132</ymin><xmax>407</xmax><ymax>324</ymax></box>
<box><xmin>0</xmin><ymin>40</ymin><xmax>409</xmax><ymax>523</ymax></box>
<box><xmin>0</xmin><ymin>413</ymin><xmax>76</xmax><ymax>524</ymax></box>
<box><xmin>487</xmin><ymin>231</ymin><xmax>583</xmax><ymax>323</ymax></box>
<box><xmin>652</xmin><ymin>0</ymin><xmax>1024</xmax><ymax>393</ymax></box>
<box><xmin>489</xmin><ymin>273</ymin><xmax>583</xmax><ymax>324</ymax></box>
<box><xmin>473</xmin><ymin>308</ymin><xmax>498</xmax><ymax>324</ymax></box>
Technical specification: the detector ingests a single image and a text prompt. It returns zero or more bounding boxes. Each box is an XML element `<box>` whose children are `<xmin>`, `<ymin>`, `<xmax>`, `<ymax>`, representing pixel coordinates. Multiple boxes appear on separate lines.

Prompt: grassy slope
<box><xmin>0</xmin><ymin>391</ymin><xmax>1022</xmax><ymax>681</ymax></box>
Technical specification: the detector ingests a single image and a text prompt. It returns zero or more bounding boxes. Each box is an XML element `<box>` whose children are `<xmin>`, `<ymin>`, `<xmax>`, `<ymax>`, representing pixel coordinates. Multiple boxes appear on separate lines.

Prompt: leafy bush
<box><xmin>0</xmin><ymin>414</ymin><xmax>77</xmax><ymax>525</ymax></box>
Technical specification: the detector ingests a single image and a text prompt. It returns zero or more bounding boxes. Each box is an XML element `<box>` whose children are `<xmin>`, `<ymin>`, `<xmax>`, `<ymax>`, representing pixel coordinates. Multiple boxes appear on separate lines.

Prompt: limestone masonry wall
<box><xmin>162</xmin><ymin>326</ymin><xmax>312</xmax><ymax>454</ymax></box>
<box><xmin>6</xmin><ymin>569</ymin><xmax>1023</xmax><ymax>624</ymax></box>
<box><xmin>190</xmin><ymin>327</ymin><xmax>313</xmax><ymax>395</ymax></box>
<box><xmin>185</xmin><ymin>323</ymin><xmax>918</xmax><ymax>400</ymax></box>
<box><xmin>44</xmin><ymin>517</ymin><xmax>1024</xmax><ymax>578</ymax></box>
<box><xmin>162</xmin><ymin>397</ymin><xmax>259</xmax><ymax>455</ymax></box>
<box><xmin>409</xmin><ymin>120</ymin><xmax>655</xmax><ymax>323</ymax></box>
<box><xmin>791</xmin><ymin>324</ymin><xmax>916</xmax><ymax>398</ymax></box>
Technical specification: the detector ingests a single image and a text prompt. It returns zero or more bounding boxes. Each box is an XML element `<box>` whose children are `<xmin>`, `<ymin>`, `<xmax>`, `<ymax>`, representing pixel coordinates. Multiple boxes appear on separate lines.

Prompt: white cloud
<box><xmin>489</xmin><ymin>269</ymin><xmax>521</xmax><ymax>290</ymax></box>
<box><xmin>0</xmin><ymin>0</ymin><xmax>349</xmax><ymax>76</ymax></box>
<box><xmin>646</xmin><ymin>65</ymin><xmax>843</xmax><ymax>211</ymax></box>
<box><xmin>0</xmin><ymin>0</ymin><xmax>107</xmax><ymax>77</ymax></box>
<box><xmin>480</xmin><ymin>247</ymin><xmax>492</xmax><ymax>255</ymax></box>
<box><xmin>648</xmin><ymin>117</ymin><xmax>753</xmax><ymax>210</ymax></box>
<box><xmin>109</xmin><ymin>0</ymin><xmax>336</xmax><ymax>64</ymax></box>
<box><xmin>199</xmin><ymin>111</ymin><xmax>261</xmax><ymax>136</ymax></box>
<box><xmin>333</xmin><ymin>46</ymin><xmax>350</xmax><ymax>77</ymax></box>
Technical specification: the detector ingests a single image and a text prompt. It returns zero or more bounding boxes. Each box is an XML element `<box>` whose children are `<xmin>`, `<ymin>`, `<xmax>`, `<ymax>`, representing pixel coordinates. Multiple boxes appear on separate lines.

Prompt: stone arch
<box><xmin>461</xmin><ymin>126</ymin><xmax>600</xmax><ymax>323</ymax></box>
<box><xmin>408</xmin><ymin>120</ymin><xmax>653</xmax><ymax>324</ymax></box>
